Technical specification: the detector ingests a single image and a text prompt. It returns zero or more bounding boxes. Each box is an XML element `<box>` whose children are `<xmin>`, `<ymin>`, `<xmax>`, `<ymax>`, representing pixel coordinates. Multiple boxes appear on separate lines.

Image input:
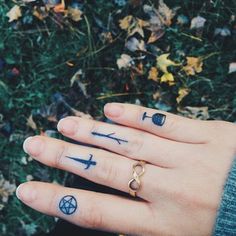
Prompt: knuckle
<box><xmin>166</xmin><ymin>117</ymin><xmax>178</xmax><ymax>134</ymax></box>
<box><xmin>123</xmin><ymin>132</ymin><xmax>144</xmax><ymax>157</ymax></box>
<box><xmin>82</xmin><ymin>201</ymin><xmax>104</xmax><ymax>229</ymax></box>
<box><xmin>98</xmin><ymin>156</ymin><xmax>118</xmax><ymax>184</ymax></box>
<box><xmin>55</xmin><ymin>145</ymin><xmax>68</xmax><ymax>168</ymax></box>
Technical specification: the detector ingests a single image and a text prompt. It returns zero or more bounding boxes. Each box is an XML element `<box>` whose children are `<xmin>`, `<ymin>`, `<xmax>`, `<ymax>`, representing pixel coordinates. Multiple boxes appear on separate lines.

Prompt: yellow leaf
<box><xmin>183</xmin><ymin>57</ymin><xmax>203</xmax><ymax>76</ymax></box>
<box><xmin>7</xmin><ymin>5</ymin><xmax>22</xmax><ymax>22</ymax></box>
<box><xmin>148</xmin><ymin>67</ymin><xmax>159</xmax><ymax>81</ymax></box>
<box><xmin>156</xmin><ymin>53</ymin><xmax>180</xmax><ymax>73</ymax></box>
<box><xmin>160</xmin><ymin>73</ymin><xmax>175</xmax><ymax>86</ymax></box>
<box><xmin>119</xmin><ymin>15</ymin><xmax>133</xmax><ymax>30</ymax></box>
<box><xmin>176</xmin><ymin>88</ymin><xmax>190</xmax><ymax>103</ymax></box>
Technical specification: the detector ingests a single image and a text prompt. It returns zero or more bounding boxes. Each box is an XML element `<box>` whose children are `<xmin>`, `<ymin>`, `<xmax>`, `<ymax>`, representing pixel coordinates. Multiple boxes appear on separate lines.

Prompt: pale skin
<box><xmin>16</xmin><ymin>103</ymin><xmax>236</xmax><ymax>236</ymax></box>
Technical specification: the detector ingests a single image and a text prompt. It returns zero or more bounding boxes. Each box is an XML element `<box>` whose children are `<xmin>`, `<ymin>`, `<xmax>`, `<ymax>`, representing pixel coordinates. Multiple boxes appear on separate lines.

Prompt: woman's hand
<box><xmin>16</xmin><ymin>103</ymin><xmax>236</xmax><ymax>236</ymax></box>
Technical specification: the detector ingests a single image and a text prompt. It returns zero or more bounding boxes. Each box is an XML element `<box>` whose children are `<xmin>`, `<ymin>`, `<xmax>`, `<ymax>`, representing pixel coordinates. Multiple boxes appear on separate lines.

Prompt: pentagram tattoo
<box><xmin>59</xmin><ymin>195</ymin><xmax>77</xmax><ymax>215</ymax></box>
<box><xmin>91</xmin><ymin>131</ymin><xmax>128</xmax><ymax>145</ymax></box>
<box><xmin>66</xmin><ymin>154</ymin><xmax>96</xmax><ymax>170</ymax></box>
<box><xmin>142</xmin><ymin>112</ymin><xmax>166</xmax><ymax>126</ymax></box>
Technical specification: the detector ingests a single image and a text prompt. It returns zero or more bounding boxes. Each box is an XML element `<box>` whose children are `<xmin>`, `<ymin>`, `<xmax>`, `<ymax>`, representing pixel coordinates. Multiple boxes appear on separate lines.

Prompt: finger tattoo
<box><xmin>142</xmin><ymin>112</ymin><xmax>166</xmax><ymax>126</ymax></box>
<box><xmin>91</xmin><ymin>131</ymin><xmax>128</xmax><ymax>145</ymax></box>
<box><xmin>66</xmin><ymin>154</ymin><xmax>97</xmax><ymax>170</ymax></box>
<box><xmin>59</xmin><ymin>195</ymin><xmax>77</xmax><ymax>215</ymax></box>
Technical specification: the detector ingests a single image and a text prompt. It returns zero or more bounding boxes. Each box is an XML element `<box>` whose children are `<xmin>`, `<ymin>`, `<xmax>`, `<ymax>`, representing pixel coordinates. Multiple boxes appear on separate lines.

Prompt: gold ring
<box><xmin>128</xmin><ymin>161</ymin><xmax>146</xmax><ymax>197</ymax></box>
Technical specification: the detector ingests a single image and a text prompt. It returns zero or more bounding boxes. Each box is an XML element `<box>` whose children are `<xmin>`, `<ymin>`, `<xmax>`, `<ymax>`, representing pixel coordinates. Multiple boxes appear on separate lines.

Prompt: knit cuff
<box><xmin>213</xmin><ymin>157</ymin><xmax>236</xmax><ymax>236</ymax></box>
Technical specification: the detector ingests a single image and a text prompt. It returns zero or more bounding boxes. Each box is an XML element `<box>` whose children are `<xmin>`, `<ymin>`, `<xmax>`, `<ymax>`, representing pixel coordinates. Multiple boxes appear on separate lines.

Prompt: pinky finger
<box><xmin>16</xmin><ymin>182</ymin><xmax>150</xmax><ymax>235</ymax></box>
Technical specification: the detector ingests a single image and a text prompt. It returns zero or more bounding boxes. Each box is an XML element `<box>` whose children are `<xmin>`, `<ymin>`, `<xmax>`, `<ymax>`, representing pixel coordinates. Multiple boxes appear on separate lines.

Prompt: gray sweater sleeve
<box><xmin>213</xmin><ymin>157</ymin><xmax>236</xmax><ymax>236</ymax></box>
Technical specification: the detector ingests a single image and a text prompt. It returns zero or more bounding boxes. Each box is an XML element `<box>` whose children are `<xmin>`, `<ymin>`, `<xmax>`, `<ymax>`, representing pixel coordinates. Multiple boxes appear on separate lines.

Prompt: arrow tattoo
<box><xmin>91</xmin><ymin>131</ymin><xmax>128</xmax><ymax>145</ymax></box>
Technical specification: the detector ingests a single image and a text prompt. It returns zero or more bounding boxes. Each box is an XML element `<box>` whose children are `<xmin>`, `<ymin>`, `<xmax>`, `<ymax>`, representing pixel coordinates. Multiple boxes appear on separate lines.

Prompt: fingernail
<box><xmin>23</xmin><ymin>136</ymin><xmax>44</xmax><ymax>156</ymax></box>
<box><xmin>57</xmin><ymin>118</ymin><xmax>78</xmax><ymax>135</ymax></box>
<box><xmin>16</xmin><ymin>183</ymin><xmax>37</xmax><ymax>203</ymax></box>
<box><xmin>104</xmin><ymin>103</ymin><xmax>124</xmax><ymax>117</ymax></box>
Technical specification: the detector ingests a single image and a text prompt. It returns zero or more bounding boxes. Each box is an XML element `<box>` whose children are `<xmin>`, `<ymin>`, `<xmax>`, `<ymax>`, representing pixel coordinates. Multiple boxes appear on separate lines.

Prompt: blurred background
<box><xmin>0</xmin><ymin>0</ymin><xmax>236</xmax><ymax>235</ymax></box>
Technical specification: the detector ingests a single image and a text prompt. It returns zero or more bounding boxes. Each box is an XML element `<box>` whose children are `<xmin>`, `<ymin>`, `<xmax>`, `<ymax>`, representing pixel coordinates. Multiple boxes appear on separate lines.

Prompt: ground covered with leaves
<box><xmin>0</xmin><ymin>0</ymin><xmax>236</xmax><ymax>235</ymax></box>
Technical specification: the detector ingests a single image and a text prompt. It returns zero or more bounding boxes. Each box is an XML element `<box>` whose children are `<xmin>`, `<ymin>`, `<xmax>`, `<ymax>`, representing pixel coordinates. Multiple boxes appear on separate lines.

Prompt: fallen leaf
<box><xmin>125</xmin><ymin>37</ymin><xmax>146</xmax><ymax>52</ymax></box>
<box><xmin>67</xmin><ymin>7</ymin><xmax>83</xmax><ymax>22</ymax></box>
<box><xmin>143</xmin><ymin>1</ymin><xmax>176</xmax><ymax>43</ymax></box>
<box><xmin>0</xmin><ymin>175</ymin><xmax>16</xmax><ymax>203</ymax></box>
<box><xmin>33</xmin><ymin>6</ymin><xmax>49</xmax><ymax>21</ymax></box>
<box><xmin>156</xmin><ymin>53</ymin><xmax>180</xmax><ymax>73</ymax></box>
<box><xmin>117</xmin><ymin>54</ymin><xmax>133</xmax><ymax>69</ymax></box>
<box><xmin>214</xmin><ymin>27</ymin><xmax>231</xmax><ymax>37</ymax></box>
<box><xmin>160</xmin><ymin>73</ymin><xmax>175</xmax><ymax>86</ymax></box>
<box><xmin>147</xmin><ymin>30</ymin><xmax>165</xmax><ymax>44</ymax></box>
<box><xmin>119</xmin><ymin>15</ymin><xmax>133</xmax><ymax>30</ymax></box>
<box><xmin>70</xmin><ymin>69</ymin><xmax>83</xmax><ymax>86</ymax></box>
<box><xmin>148</xmin><ymin>67</ymin><xmax>159</xmax><ymax>81</ymax></box>
<box><xmin>183</xmin><ymin>57</ymin><xmax>203</xmax><ymax>75</ymax></box>
<box><xmin>119</xmin><ymin>16</ymin><xmax>149</xmax><ymax>37</ymax></box>
<box><xmin>229</xmin><ymin>62</ymin><xmax>236</xmax><ymax>74</ymax></box>
<box><xmin>176</xmin><ymin>88</ymin><xmax>190</xmax><ymax>103</ymax></box>
<box><xmin>26</xmin><ymin>114</ymin><xmax>37</xmax><ymax>130</ymax></box>
<box><xmin>190</xmin><ymin>16</ymin><xmax>206</xmax><ymax>29</ymax></box>
<box><xmin>6</xmin><ymin>5</ymin><xmax>22</xmax><ymax>22</ymax></box>
<box><xmin>54</xmin><ymin>0</ymin><xmax>65</xmax><ymax>13</ymax></box>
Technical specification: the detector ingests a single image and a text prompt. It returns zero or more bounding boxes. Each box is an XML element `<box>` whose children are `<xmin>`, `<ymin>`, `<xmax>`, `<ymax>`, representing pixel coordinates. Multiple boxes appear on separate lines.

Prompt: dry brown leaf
<box><xmin>176</xmin><ymin>88</ymin><xmax>191</xmax><ymax>103</ymax></box>
<box><xmin>119</xmin><ymin>16</ymin><xmax>149</xmax><ymax>37</ymax></box>
<box><xmin>119</xmin><ymin>15</ymin><xmax>133</xmax><ymax>30</ymax></box>
<box><xmin>117</xmin><ymin>54</ymin><xmax>133</xmax><ymax>69</ymax></box>
<box><xmin>183</xmin><ymin>57</ymin><xmax>203</xmax><ymax>75</ymax></box>
<box><xmin>6</xmin><ymin>5</ymin><xmax>22</xmax><ymax>22</ymax></box>
<box><xmin>148</xmin><ymin>67</ymin><xmax>159</xmax><ymax>81</ymax></box>
<box><xmin>147</xmin><ymin>30</ymin><xmax>165</xmax><ymax>44</ymax></box>
<box><xmin>33</xmin><ymin>6</ymin><xmax>49</xmax><ymax>21</ymax></box>
<box><xmin>67</xmin><ymin>7</ymin><xmax>83</xmax><ymax>22</ymax></box>
<box><xmin>143</xmin><ymin>1</ymin><xmax>176</xmax><ymax>43</ymax></box>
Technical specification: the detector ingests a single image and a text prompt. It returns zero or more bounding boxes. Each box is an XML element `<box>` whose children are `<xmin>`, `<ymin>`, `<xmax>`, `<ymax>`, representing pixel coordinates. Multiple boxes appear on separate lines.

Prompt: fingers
<box><xmin>23</xmin><ymin>136</ymin><xmax>171</xmax><ymax>200</ymax></box>
<box><xmin>16</xmin><ymin>182</ymin><xmax>151</xmax><ymax>235</ymax></box>
<box><xmin>57</xmin><ymin>116</ymin><xmax>204</xmax><ymax>168</ymax></box>
<box><xmin>104</xmin><ymin>103</ymin><xmax>212</xmax><ymax>144</ymax></box>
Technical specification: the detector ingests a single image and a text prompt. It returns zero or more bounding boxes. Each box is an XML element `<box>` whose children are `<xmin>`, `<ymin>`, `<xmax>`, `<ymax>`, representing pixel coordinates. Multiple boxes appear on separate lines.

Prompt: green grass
<box><xmin>0</xmin><ymin>0</ymin><xmax>236</xmax><ymax>235</ymax></box>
